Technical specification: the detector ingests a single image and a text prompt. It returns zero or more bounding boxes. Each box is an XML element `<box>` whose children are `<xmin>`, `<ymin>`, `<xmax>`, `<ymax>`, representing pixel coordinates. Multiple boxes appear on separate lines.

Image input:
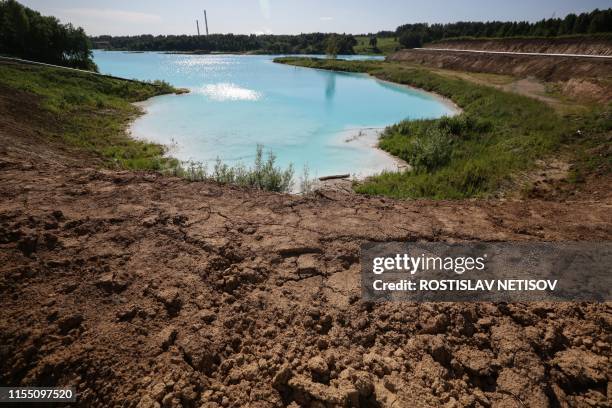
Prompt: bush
<box><xmin>407</xmin><ymin>127</ymin><xmax>454</xmax><ymax>172</ymax></box>
<box><xmin>172</xmin><ymin>145</ymin><xmax>295</xmax><ymax>193</ymax></box>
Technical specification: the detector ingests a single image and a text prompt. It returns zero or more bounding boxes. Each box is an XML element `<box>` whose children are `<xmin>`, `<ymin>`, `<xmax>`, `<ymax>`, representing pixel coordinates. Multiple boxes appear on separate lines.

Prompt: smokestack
<box><xmin>204</xmin><ymin>10</ymin><xmax>209</xmax><ymax>35</ymax></box>
<box><xmin>196</xmin><ymin>19</ymin><xmax>200</xmax><ymax>36</ymax></box>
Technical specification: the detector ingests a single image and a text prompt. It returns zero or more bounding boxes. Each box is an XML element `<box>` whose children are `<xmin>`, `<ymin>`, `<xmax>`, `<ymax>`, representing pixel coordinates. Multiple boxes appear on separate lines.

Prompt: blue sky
<box><xmin>20</xmin><ymin>0</ymin><xmax>612</xmax><ymax>36</ymax></box>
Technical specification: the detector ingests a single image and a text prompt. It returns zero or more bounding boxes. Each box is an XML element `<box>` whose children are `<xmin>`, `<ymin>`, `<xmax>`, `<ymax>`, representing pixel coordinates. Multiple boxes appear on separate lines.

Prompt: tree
<box><xmin>369</xmin><ymin>36</ymin><xmax>378</xmax><ymax>48</ymax></box>
<box><xmin>399</xmin><ymin>33</ymin><xmax>422</xmax><ymax>49</ymax></box>
<box><xmin>325</xmin><ymin>34</ymin><xmax>340</xmax><ymax>58</ymax></box>
<box><xmin>394</xmin><ymin>8</ymin><xmax>611</xmax><ymax>44</ymax></box>
<box><xmin>0</xmin><ymin>0</ymin><xmax>97</xmax><ymax>70</ymax></box>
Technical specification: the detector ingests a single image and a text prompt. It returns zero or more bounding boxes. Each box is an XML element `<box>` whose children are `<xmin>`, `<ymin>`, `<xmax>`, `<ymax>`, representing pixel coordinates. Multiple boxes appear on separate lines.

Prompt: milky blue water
<box><xmin>93</xmin><ymin>51</ymin><xmax>454</xmax><ymax>178</ymax></box>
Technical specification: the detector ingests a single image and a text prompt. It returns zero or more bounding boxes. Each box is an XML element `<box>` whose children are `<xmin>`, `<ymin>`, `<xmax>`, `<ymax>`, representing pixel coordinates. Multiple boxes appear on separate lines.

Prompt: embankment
<box><xmin>387</xmin><ymin>49</ymin><xmax>612</xmax><ymax>82</ymax></box>
<box><xmin>425</xmin><ymin>35</ymin><xmax>612</xmax><ymax>56</ymax></box>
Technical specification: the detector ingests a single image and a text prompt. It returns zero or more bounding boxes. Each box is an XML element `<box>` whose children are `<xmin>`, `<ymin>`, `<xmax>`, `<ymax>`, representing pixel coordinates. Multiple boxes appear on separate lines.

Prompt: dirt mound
<box><xmin>426</xmin><ymin>36</ymin><xmax>612</xmax><ymax>56</ymax></box>
<box><xmin>388</xmin><ymin>49</ymin><xmax>612</xmax><ymax>82</ymax></box>
<box><xmin>1</xmin><ymin>97</ymin><xmax>612</xmax><ymax>407</ymax></box>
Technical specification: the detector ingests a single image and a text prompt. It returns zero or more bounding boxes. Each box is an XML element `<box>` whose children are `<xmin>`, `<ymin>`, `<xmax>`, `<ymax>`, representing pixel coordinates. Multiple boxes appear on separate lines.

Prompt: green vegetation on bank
<box><xmin>0</xmin><ymin>62</ymin><xmax>300</xmax><ymax>193</ymax></box>
<box><xmin>275</xmin><ymin>57</ymin><xmax>610</xmax><ymax>199</ymax></box>
<box><xmin>173</xmin><ymin>145</ymin><xmax>294</xmax><ymax>193</ymax></box>
<box><xmin>0</xmin><ymin>0</ymin><xmax>96</xmax><ymax>70</ymax></box>
<box><xmin>0</xmin><ymin>62</ymin><xmax>178</xmax><ymax>169</ymax></box>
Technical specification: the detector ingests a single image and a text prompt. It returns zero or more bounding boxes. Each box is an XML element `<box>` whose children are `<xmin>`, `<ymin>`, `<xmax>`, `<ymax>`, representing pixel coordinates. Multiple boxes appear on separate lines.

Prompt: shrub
<box><xmin>171</xmin><ymin>145</ymin><xmax>295</xmax><ymax>193</ymax></box>
<box><xmin>407</xmin><ymin>127</ymin><xmax>454</xmax><ymax>172</ymax></box>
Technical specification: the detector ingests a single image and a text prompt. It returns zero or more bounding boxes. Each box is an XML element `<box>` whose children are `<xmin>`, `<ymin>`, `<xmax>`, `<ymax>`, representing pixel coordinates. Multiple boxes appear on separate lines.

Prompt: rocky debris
<box><xmin>178</xmin><ymin>335</ymin><xmax>220</xmax><ymax>375</ymax></box>
<box><xmin>552</xmin><ymin>348</ymin><xmax>609</xmax><ymax>387</ymax></box>
<box><xmin>95</xmin><ymin>273</ymin><xmax>128</xmax><ymax>293</ymax></box>
<box><xmin>57</xmin><ymin>313</ymin><xmax>83</xmax><ymax>334</ymax></box>
<box><xmin>297</xmin><ymin>254</ymin><xmax>320</xmax><ymax>276</ymax></box>
<box><xmin>272</xmin><ymin>365</ymin><xmax>293</xmax><ymax>387</ymax></box>
<box><xmin>116</xmin><ymin>305</ymin><xmax>140</xmax><ymax>322</ymax></box>
<box><xmin>307</xmin><ymin>356</ymin><xmax>329</xmax><ymax>382</ymax></box>
<box><xmin>154</xmin><ymin>289</ymin><xmax>183</xmax><ymax>315</ymax></box>
<box><xmin>196</xmin><ymin>309</ymin><xmax>216</xmax><ymax>323</ymax></box>
<box><xmin>454</xmin><ymin>346</ymin><xmax>497</xmax><ymax>377</ymax></box>
<box><xmin>428</xmin><ymin>335</ymin><xmax>451</xmax><ymax>367</ymax></box>
<box><xmin>156</xmin><ymin>326</ymin><xmax>177</xmax><ymax>351</ymax></box>
<box><xmin>337</xmin><ymin>369</ymin><xmax>374</xmax><ymax>398</ymax></box>
<box><xmin>286</xmin><ymin>374</ymin><xmax>359</xmax><ymax>407</ymax></box>
<box><xmin>420</xmin><ymin>313</ymin><xmax>449</xmax><ymax>334</ymax></box>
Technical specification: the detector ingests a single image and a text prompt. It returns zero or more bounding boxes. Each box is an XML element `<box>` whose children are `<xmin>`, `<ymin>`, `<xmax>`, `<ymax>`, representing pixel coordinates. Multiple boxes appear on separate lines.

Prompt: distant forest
<box><xmin>0</xmin><ymin>0</ymin><xmax>96</xmax><ymax>70</ymax></box>
<box><xmin>93</xmin><ymin>8</ymin><xmax>611</xmax><ymax>53</ymax></box>
<box><xmin>396</xmin><ymin>8</ymin><xmax>612</xmax><ymax>47</ymax></box>
<box><xmin>91</xmin><ymin>33</ymin><xmax>358</xmax><ymax>55</ymax></box>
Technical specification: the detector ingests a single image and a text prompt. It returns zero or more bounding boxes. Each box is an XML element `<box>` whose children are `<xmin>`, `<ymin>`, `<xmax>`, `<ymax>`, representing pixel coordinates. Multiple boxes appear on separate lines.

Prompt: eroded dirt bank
<box><xmin>387</xmin><ymin>49</ymin><xmax>612</xmax><ymax>83</ymax></box>
<box><xmin>1</xmin><ymin>98</ymin><xmax>612</xmax><ymax>407</ymax></box>
<box><xmin>424</xmin><ymin>37</ymin><xmax>612</xmax><ymax>56</ymax></box>
<box><xmin>387</xmin><ymin>49</ymin><xmax>612</xmax><ymax>103</ymax></box>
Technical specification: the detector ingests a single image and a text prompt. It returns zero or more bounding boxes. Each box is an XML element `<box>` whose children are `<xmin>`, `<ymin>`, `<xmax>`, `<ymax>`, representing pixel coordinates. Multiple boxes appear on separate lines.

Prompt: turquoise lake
<box><xmin>93</xmin><ymin>51</ymin><xmax>455</xmax><ymax>178</ymax></box>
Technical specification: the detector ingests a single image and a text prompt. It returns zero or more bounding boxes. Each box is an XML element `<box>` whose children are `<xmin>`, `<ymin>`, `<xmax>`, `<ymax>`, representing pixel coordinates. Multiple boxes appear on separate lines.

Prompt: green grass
<box><xmin>354</xmin><ymin>36</ymin><xmax>401</xmax><ymax>55</ymax></box>
<box><xmin>0</xmin><ymin>62</ymin><xmax>179</xmax><ymax>170</ymax></box>
<box><xmin>275</xmin><ymin>57</ymin><xmax>611</xmax><ymax>199</ymax></box>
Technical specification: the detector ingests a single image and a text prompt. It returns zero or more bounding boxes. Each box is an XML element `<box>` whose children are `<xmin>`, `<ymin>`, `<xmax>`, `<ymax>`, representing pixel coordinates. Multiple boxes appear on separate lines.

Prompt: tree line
<box><xmin>1</xmin><ymin>0</ymin><xmax>609</xmax><ymax>66</ymax></box>
<box><xmin>396</xmin><ymin>8</ymin><xmax>612</xmax><ymax>48</ymax></box>
<box><xmin>91</xmin><ymin>33</ymin><xmax>357</xmax><ymax>55</ymax></box>
<box><xmin>0</xmin><ymin>0</ymin><xmax>96</xmax><ymax>70</ymax></box>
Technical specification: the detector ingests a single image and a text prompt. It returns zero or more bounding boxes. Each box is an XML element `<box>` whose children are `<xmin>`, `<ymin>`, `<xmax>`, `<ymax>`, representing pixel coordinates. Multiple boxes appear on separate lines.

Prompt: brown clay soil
<box><xmin>387</xmin><ymin>49</ymin><xmax>612</xmax><ymax>83</ymax></box>
<box><xmin>388</xmin><ymin>50</ymin><xmax>612</xmax><ymax>103</ymax></box>
<box><xmin>1</xmin><ymin>75</ymin><xmax>612</xmax><ymax>408</ymax></box>
<box><xmin>425</xmin><ymin>37</ymin><xmax>612</xmax><ymax>56</ymax></box>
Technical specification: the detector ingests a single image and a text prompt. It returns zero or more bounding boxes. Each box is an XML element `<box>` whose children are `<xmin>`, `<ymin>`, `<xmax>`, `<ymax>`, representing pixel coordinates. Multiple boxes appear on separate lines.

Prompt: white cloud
<box><xmin>320</xmin><ymin>17</ymin><xmax>334</xmax><ymax>21</ymax></box>
<box><xmin>62</xmin><ymin>8</ymin><xmax>162</xmax><ymax>24</ymax></box>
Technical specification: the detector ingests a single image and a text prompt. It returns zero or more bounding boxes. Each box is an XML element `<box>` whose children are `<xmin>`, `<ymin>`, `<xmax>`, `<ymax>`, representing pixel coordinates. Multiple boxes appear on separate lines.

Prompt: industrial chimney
<box><xmin>204</xmin><ymin>10</ymin><xmax>209</xmax><ymax>35</ymax></box>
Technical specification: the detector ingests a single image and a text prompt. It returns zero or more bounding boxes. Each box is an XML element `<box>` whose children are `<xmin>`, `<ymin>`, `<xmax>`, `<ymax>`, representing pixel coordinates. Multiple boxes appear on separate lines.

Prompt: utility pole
<box><xmin>196</xmin><ymin>19</ymin><xmax>200</xmax><ymax>36</ymax></box>
<box><xmin>203</xmin><ymin>10</ymin><xmax>209</xmax><ymax>35</ymax></box>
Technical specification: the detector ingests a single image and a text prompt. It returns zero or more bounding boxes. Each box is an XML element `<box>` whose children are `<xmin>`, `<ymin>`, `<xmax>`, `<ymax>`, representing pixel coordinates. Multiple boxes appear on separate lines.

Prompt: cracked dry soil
<box><xmin>1</xmin><ymin>90</ymin><xmax>611</xmax><ymax>408</ymax></box>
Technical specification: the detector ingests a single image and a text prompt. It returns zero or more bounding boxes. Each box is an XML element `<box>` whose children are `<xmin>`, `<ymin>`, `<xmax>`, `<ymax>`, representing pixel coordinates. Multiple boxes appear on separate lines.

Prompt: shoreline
<box><xmin>129</xmin><ymin>101</ymin><xmax>409</xmax><ymax>192</ymax></box>
<box><xmin>374</xmin><ymin>76</ymin><xmax>463</xmax><ymax>115</ymax></box>
<box><xmin>126</xmin><ymin>59</ymin><xmax>462</xmax><ymax>191</ymax></box>
<box><xmin>130</xmin><ymin>98</ymin><xmax>410</xmax><ymax>191</ymax></box>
